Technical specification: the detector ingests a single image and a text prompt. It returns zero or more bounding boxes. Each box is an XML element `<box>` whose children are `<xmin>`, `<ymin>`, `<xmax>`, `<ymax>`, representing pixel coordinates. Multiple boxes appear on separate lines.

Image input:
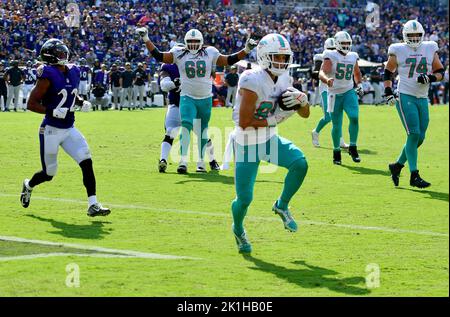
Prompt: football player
<box><xmin>230</xmin><ymin>33</ymin><xmax>309</xmax><ymax>253</ymax></box>
<box><xmin>319</xmin><ymin>31</ymin><xmax>364</xmax><ymax>165</ymax></box>
<box><xmin>311</xmin><ymin>38</ymin><xmax>349</xmax><ymax>149</ymax></box>
<box><xmin>22</xmin><ymin>61</ymin><xmax>37</xmax><ymax>110</ymax></box>
<box><xmin>158</xmin><ymin>61</ymin><xmax>220</xmax><ymax>173</ymax></box>
<box><xmin>136</xmin><ymin>27</ymin><xmax>258</xmax><ymax>173</ymax></box>
<box><xmin>385</xmin><ymin>20</ymin><xmax>444</xmax><ymax>188</ymax></box>
<box><xmin>20</xmin><ymin>39</ymin><xmax>110</xmax><ymax>217</ymax></box>
<box><xmin>78</xmin><ymin>58</ymin><xmax>91</xmax><ymax>101</ymax></box>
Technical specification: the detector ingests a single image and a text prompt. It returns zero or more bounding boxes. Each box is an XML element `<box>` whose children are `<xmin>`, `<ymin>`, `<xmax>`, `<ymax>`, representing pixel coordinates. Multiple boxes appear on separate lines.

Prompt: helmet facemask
<box><xmin>186</xmin><ymin>39</ymin><xmax>202</xmax><ymax>54</ymax></box>
<box><xmin>264</xmin><ymin>53</ymin><xmax>292</xmax><ymax>76</ymax></box>
<box><xmin>336</xmin><ymin>41</ymin><xmax>351</xmax><ymax>54</ymax></box>
<box><xmin>404</xmin><ymin>32</ymin><xmax>424</xmax><ymax>48</ymax></box>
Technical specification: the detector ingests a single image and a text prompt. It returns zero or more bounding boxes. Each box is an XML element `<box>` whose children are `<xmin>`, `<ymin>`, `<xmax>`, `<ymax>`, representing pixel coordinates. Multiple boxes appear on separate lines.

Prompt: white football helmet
<box><xmin>257</xmin><ymin>33</ymin><xmax>293</xmax><ymax>76</ymax></box>
<box><xmin>184</xmin><ymin>29</ymin><xmax>203</xmax><ymax>54</ymax></box>
<box><xmin>334</xmin><ymin>31</ymin><xmax>352</xmax><ymax>54</ymax></box>
<box><xmin>324</xmin><ymin>38</ymin><xmax>336</xmax><ymax>50</ymax></box>
<box><xmin>402</xmin><ymin>20</ymin><xmax>424</xmax><ymax>48</ymax></box>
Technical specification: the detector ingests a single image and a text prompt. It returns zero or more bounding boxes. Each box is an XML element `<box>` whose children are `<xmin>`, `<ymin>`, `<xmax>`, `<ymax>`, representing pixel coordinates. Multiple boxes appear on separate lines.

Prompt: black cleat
<box><xmin>158</xmin><ymin>159</ymin><xmax>167</xmax><ymax>173</ymax></box>
<box><xmin>87</xmin><ymin>203</ymin><xmax>111</xmax><ymax>217</ymax></box>
<box><xmin>177</xmin><ymin>164</ymin><xmax>188</xmax><ymax>174</ymax></box>
<box><xmin>209</xmin><ymin>160</ymin><xmax>220</xmax><ymax>171</ymax></box>
<box><xmin>410</xmin><ymin>170</ymin><xmax>431</xmax><ymax>189</ymax></box>
<box><xmin>348</xmin><ymin>145</ymin><xmax>361</xmax><ymax>163</ymax></box>
<box><xmin>333</xmin><ymin>150</ymin><xmax>342</xmax><ymax>165</ymax></box>
<box><xmin>20</xmin><ymin>179</ymin><xmax>32</xmax><ymax>208</ymax></box>
<box><xmin>388</xmin><ymin>162</ymin><xmax>404</xmax><ymax>187</ymax></box>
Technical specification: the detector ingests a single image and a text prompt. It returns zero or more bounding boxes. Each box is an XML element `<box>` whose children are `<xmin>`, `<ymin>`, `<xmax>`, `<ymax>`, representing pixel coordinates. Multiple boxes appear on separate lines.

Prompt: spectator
<box><xmin>120</xmin><ymin>62</ymin><xmax>135</xmax><ymax>110</ymax></box>
<box><xmin>5</xmin><ymin>60</ymin><xmax>24</xmax><ymax>112</ymax></box>
<box><xmin>224</xmin><ymin>65</ymin><xmax>239</xmax><ymax>108</ymax></box>
<box><xmin>0</xmin><ymin>62</ymin><xmax>8</xmax><ymax>111</ymax></box>
<box><xmin>109</xmin><ymin>63</ymin><xmax>122</xmax><ymax>110</ymax></box>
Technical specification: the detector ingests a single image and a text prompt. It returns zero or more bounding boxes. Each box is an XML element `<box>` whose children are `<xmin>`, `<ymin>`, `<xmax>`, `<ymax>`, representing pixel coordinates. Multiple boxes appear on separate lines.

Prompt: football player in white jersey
<box><xmin>319</xmin><ymin>31</ymin><xmax>364</xmax><ymax>165</ymax></box>
<box><xmin>136</xmin><ymin>26</ymin><xmax>258</xmax><ymax>174</ymax></box>
<box><xmin>311</xmin><ymin>38</ymin><xmax>349</xmax><ymax>149</ymax></box>
<box><xmin>384</xmin><ymin>20</ymin><xmax>444</xmax><ymax>188</ymax></box>
<box><xmin>230</xmin><ymin>33</ymin><xmax>310</xmax><ymax>253</ymax></box>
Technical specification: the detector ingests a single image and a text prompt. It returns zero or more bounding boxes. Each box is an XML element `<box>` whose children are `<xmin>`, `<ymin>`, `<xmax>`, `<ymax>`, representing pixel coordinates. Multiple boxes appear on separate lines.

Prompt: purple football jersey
<box><xmin>159</xmin><ymin>63</ymin><xmax>180</xmax><ymax>107</ymax></box>
<box><xmin>80</xmin><ymin>66</ymin><xmax>90</xmax><ymax>81</ymax></box>
<box><xmin>38</xmin><ymin>64</ymin><xmax>81</xmax><ymax>129</ymax></box>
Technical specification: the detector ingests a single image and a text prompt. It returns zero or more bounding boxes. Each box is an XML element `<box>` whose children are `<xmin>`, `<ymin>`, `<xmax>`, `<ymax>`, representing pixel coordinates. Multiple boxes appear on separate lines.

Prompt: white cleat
<box><xmin>220</xmin><ymin>163</ymin><xmax>230</xmax><ymax>171</ymax></box>
<box><xmin>340</xmin><ymin>138</ymin><xmax>349</xmax><ymax>150</ymax></box>
<box><xmin>311</xmin><ymin>130</ymin><xmax>320</xmax><ymax>147</ymax></box>
<box><xmin>196</xmin><ymin>161</ymin><xmax>207</xmax><ymax>173</ymax></box>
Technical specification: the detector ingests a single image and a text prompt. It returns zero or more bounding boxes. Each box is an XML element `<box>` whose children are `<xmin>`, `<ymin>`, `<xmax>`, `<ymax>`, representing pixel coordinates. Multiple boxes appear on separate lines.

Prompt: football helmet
<box><xmin>334</xmin><ymin>31</ymin><xmax>352</xmax><ymax>54</ymax></box>
<box><xmin>257</xmin><ymin>33</ymin><xmax>293</xmax><ymax>76</ymax></box>
<box><xmin>402</xmin><ymin>20</ymin><xmax>424</xmax><ymax>48</ymax></box>
<box><xmin>324</xmin><ymin>38</ymin><xmax>336</xmax><ymax>50</ymax></box>
<box><xmin>184</xmin><ymin>29</ymin><xmax>203</xmax><ymax>54</ymax></box>
<box><xmin>40</xmin><ymin>39</ymin><xmax>70</xmax><ymax>65</ymax></box>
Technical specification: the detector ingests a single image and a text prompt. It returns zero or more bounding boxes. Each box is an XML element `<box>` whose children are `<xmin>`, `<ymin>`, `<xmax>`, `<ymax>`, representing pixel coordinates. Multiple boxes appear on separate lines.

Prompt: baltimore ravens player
<box><xmin>78</xmin><ymin>58</ymin><xmax>91</xmax><ymax>101</ymax></box>
<box><xmin>385</xmin><ymin>20</ymin><xmax>444</xmax><ymax>188</ymax></box>
<box><xmin>231</xmin><ymin>33</ymin><xmax>309</xmax><ymax>253</ymax></box>
<box><xmin>158</xmin><ymin>61</ymin><xmax>220</xmax><ymax>173</ymax></box>
<box><xmin>319</xmin><ymin>31</ymin><xmax>364</xmax><ymax>165</ymax></box>
<box><xmin>311</xmin><ymin>38</ymin><xmax>348</xmax><ymax>149</ymax></box>
<box><xmin>20</xmin><ymin>39</ymin><xmax>110</xmax><ymax>217</ymax></box>
<box><xmin>22</xmin><ymin>61</ymin><xmax>37</xmax><ymax>109</ymax></box>
<box><xmin>136</xmin><ymin>26</ymin><xmax>258</xmax><ymax>173</ymax></box>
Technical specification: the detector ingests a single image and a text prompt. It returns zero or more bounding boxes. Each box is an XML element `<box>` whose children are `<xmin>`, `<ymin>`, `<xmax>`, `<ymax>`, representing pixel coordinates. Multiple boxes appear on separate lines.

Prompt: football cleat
<box><xmin>209</xmin><ymin>160</ymin><xmax>220</xmax><ymax>171</ymax></box>
<box><xmin>196</xmin><ymin>161</ymin><xmax>207</xmax><ymax>173</ymax></box>
<box><xmin>388</xmin><ymin>162</ymin><xmax>404</xmax><ymax>187</ymax></box>
<box><xmin>20</xmin><ymin>179</ymin><xmax>32</xmax><ymax>208</ymax></box>
<box><xmin>232</xmin><ymin>225</ymin><xmax>252</xmax><ymax>254</ymax></box>
<box><xmin>348</xmin><ymin>145</ymin><xmax>361</xmax><ymax>163</ymax></box>
<box><xmin>333</xmin><ymin>150</ymin><xmax>342</xmax><ymax>165</ymax></box>
<box><xmin>272</xmin><ymin>202</ymin><xmax>298</xmax><ymax>232</ymax></box>
<box><xmin>311</xmin><ymin>130</ymin><xmax>320</xmax><ymax>147</ymax></box>
<box><xmin>177</xmin><ymin>164</ymin><xmax>188</xmax><ymax>174</ymax></box>
<box><xmin>410</xmin><ymin>170</ymin><xmax>431</xmax><ymax>189</ymax></box>
<box><xmin>340</xmin><ymin>138</ymin><xmax>349</xmax><ymax>150</ymax></box>
<box><xmin>158</xmin><ymin>159</ymin><xmax>167</xmax><ymax>173</ymax></box>
<box><xmin>87</xmin><ymin>203</ymin><xmax>111</xmax><ymax>217</ymax></box>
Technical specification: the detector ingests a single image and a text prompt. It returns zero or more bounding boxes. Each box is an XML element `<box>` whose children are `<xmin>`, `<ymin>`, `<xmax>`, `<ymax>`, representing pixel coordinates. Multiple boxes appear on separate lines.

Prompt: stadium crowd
<box><xmin>0</xmin><ymin>0</ymin><xmax>448</xmax><ymax>110</ymax></box>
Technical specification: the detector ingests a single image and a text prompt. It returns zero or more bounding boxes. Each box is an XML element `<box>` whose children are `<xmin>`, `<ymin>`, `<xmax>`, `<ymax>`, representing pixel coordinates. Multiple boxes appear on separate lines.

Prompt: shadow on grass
<box><xmin>317</xmin><ymin>147</ymin><xmax>377</xmax><ymax>155</ymax></box>
<box><xmin>341</xmin><ymin>164</ymin><xmax>390</xmax><ymax>176</ymax></box>
<box><xmin>26</xmin><ymin>214</ymin><xmax>113</xmax><ymax>240</ymax></box>
<box><xmin>167</xmin><ymin>171</ymin><xmax>283</xmax><ymax>185</ymax></box>
<box><xmin>242</xmin><ymin>255</ymin><xmax>370</xmax><ymax>295</ymax></box>
<box><xmin>396</xmin><ymin>187</ymin><xmax>449</xmax><ymax>202</ymax></box>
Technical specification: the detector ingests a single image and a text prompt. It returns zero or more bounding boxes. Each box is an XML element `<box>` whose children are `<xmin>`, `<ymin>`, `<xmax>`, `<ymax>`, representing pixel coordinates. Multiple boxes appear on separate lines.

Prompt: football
<box><xmin>277</xmin><ymin>89</ymin><xmax>302</xmax><ymax>111</ymax></box>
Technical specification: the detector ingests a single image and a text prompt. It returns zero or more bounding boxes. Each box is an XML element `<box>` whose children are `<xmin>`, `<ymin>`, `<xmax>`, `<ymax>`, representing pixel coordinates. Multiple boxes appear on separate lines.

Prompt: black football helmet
<box><xmin>79</xmin><ymin>57</ymin><xmax>86</xmax><ymax>66</ymax></box>
<box><xmin>40</xmin><ymin>39</ymin><xmax>70</xmax><ymax>65</ymax></box>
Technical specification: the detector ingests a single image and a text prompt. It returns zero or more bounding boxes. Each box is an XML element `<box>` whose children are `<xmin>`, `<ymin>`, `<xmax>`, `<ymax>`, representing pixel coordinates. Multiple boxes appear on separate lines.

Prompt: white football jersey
<box><xmin>323</xmin><ymin>50</ymin><xmax>359</xmax><ymax>94</ymax></box>
<box><xmin>388</xmin><ymin>41</ymin><xmax>439</xmax><ymax>98</ymax></box>
<box><xmin>314</xmin><ymin>52</ymin><xmax>327</xmax><ymax>95</ymax></box>
<box><xmin>170</xmin><ymin>46</ymin><xmax>220</xmax><ymax>99</ymax></box>
<box><xmin>232</xmin><ymin>66</ymin><xmax>292</xmax><ymax>145</ymax></box>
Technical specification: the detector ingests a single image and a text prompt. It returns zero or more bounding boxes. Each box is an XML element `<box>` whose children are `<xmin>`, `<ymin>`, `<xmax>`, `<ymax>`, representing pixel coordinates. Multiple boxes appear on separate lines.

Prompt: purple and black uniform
<box><xmin>159</xmin><ymin>63</ymin><xmax>180</xmax><ymax>106</ymax></box>
<box><xmin>24</xmin><ymin>69</ymin><xmax>37</xmax><ymax>85</ymax></box>
<box><xmin>38</xmin><ymin>64</ymin><xmax>80</xmax><ymax>129</ymax></box>
<box><xmin>79</xmin><ymin>66</ymin><xmax>90</xmax><ymax>81</ymax></box>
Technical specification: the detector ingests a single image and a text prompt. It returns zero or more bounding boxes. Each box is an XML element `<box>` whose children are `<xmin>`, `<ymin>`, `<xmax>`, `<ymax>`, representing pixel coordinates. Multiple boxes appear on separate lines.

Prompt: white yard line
<box><xmin>0</xmin><ymin>252</ymin><xmax>136</xmax><ymax>262</ymax></box>
<box><xmin>0</xmin><ymin>193</ymin><xmax>448</xmax><ymax>238</ymax></box>
<box><xmin>0</xmin><ymin>235</ymin><xmax>200</xmax><ymax>261</ymax></box>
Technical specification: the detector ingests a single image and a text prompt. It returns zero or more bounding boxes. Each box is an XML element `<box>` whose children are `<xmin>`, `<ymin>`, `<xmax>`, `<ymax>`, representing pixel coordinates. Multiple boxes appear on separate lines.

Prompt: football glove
<box><xmin>355</xmin><ymin>84</ymin><xmax>364</xmax><ymax>98</ymax></box>
<box><xmin>136</xmin><ymin>27</ymin><xmax>150</xmax><ymax>42</ymax></box>
<box><xmin>282</xmin><ymin>87</ymin><xmax>309</xmax><ymax>110</ymax></box>
<box><xmin>81</xmin><ymin>101</ymin><xmax>92</xmax><ymax>112</ymax></box>
<box><xmin>53</xmin><ymin>107</ymin><xmax>68</xmax><ymax>119</ymax></box>
<box><xmin>384</xmin><ymin>87</ymin><xmax>398</xmax><ymax>106</ymax></box>
<box><xmin>417</xmin><ymin>74</ymin><xmax>432</xmax><ymax>84</ymax></box>
<box><xmin>244</xmin><ymin>36</ymin><xmax>259</xmax><ymax>53</ymax></box>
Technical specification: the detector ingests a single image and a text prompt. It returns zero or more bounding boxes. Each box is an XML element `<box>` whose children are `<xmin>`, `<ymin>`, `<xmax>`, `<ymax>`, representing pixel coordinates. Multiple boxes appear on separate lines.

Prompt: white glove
<box><xmin>160</xmin><ymin>76</ymin><xmax>176</xmax><ymax>92</ymax></box>
<box><xmin>244</xmin><ymin>37</ymin><xmax>258</xmax><ymax>53</ymax></box>
<box><xmin>355</xmin><ymin>84</ymin><xmax>364</xmax><ymax>98</ymax></box>
<box><xmin>81</xmin><ymin>101</ymin><xmax>92</xmax><ymax>112</ymax></box>
<box><xmin>282</xmin><ymin>87</ymin><xmax>309</xmax><ymax>109</ymax></box>
<box><xmin>53</xmin><ymin>107</ymin><xmax>68</xmax><ymax>119</ymax></box>
<box><xmin>136</xmin><ymin>27</ymin><xmax>150</xmax><ymax>42</ymax></box>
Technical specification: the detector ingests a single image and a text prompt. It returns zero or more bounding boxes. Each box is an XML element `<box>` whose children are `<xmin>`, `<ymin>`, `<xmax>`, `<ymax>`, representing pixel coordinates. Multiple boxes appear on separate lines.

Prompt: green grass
<box><xmin>0</xmin><ymin>105</ymin><xmax>448</xmax><ymax>296</ymax></box>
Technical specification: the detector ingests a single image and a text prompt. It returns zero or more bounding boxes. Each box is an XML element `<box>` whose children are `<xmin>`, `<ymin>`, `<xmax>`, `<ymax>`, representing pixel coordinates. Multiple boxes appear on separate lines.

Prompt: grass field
<box><xmin>0</xmin><ymin>105</ymin><xmax>448</xmax><ymax>297</ymax></box>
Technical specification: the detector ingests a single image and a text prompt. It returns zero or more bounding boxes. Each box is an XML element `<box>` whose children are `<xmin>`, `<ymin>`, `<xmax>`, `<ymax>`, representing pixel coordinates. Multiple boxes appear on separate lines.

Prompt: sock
<box><xmin>180</xmin><ymin>122</ymin><xmax>192</xmax><ymax>159</ymax></box>
<box><xmin>231</xmin><ymin>199</ymin><xmax>248</xmax><ymax>236</ymax></box>
<box><xmin>29</xmin><ymin>170</ymin><xmax>53</xmax><ymax>188</ymax></box>
<box><xmin>404</xmin><ymin>133</ymin><xmax>420</xmax><ymax>172</ymax></box>
<box><xmin>25</xmin><ymin>179</ymin><xmax>33</xmax><ymax>190</ymax></box>
<box><xmin>88</xmin><ymin>195</ymin><xmax>97</xmax><ymax>207</ymax></box>
<box><xmin>331</xmin><ymin>123</ymin><xmax>342</xmax><ymax>150</ymax></box>
<box><xmin>79</xmin><ymin>159</ymin><xmax>96</xmax><ymax>197</ymax></box>
<box><xmin>315</xmin><ymin>117</ymin><xmax>330</xmax><ymax>134</ymax></box>
<box><xmin>206</xmin><ymin>139</ymin><xmax>215</xmax><ymax>161</ymax></box>
<box><xmin>160</xmin><ymin>135</ymin><xmax>173</xmax><ymax>161</ymax></box>
<box><xmin>397</xmin><ymin>145</ymin><xmax>407</xmax><ymax>165</ymax></box>
<box><xmin>348</xmin><ymin>117</ymin><xmax>358</xmax><ymax>146</ymax></box>
<box><xmin>278</xmin><ymin>158</ymin><xmax>308</xmax><ymax>210</ymax></box>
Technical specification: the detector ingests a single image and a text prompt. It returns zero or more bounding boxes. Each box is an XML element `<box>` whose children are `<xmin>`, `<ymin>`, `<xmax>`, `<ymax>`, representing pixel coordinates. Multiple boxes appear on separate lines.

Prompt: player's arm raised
<box><xmin>216</xmin><ymin>36</ymin><xmax>259</xmax><ymax>67</ymax></box>
<box><xmin>384</xmin><ymin>54</ymin><xmax>398</xmax><ymax>105</ymax></box>
<box><xmin>238</xmin><ymin>88</ymin><xmax>272</xmax><ymax>129</ymax></box>
<box><xmin>319</xmin><ymin>59</ymin><xmax>334</xmax><ymax>87</ymax></box>
<box><xmin>27</xmin><ymin>78</ymin><xmax>50</xmax><ymax>114</ymax></box>
<box><xmin>136</xmin><ymin>27</ymin><xmax>174</xmax><ymax>64</ymax></box>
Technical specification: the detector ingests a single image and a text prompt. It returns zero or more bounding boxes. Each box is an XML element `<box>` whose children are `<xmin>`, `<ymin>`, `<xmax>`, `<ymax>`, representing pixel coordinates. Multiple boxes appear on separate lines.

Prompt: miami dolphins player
<box><xmin>231</xmin><ymin>33</ymin><xmax>310</xmax><ymax>253</ymax></box>
<box><xmin>78</xmin><ymin>58</ymin><xmax>91</xmax><ymax>101</ymax></box>
<box><xmin>20</xmin><ymin>39</ymin><xmax>110</xmax><ymax>217</ymax></box>
<box><xmin>311</xmin><ymin>38</ymin><xmax>348</xmax><ymax>149</ymax></box>
<box><xmin>22</xmin><ymin>61</ymin><xmax>37</xmax><ymax>109</ymax></box>
<box><xmin>158</xmin><ymin>61</ymin><xmax>220</xmax><ymax>173</ymax></box>
<box><xmin>136</xmin><ymin>26</ymin><xmax>258</xmax><ymax>173</ymax></box>
<box><xmin>319</xmin><ymin>31</ymin><xmax>364</xmax><ymax>165</ymax></box>
<box><xmin>385</xmin><ymin>20</ymin><xmax>444</xmax><ymax>188</ymax></box>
